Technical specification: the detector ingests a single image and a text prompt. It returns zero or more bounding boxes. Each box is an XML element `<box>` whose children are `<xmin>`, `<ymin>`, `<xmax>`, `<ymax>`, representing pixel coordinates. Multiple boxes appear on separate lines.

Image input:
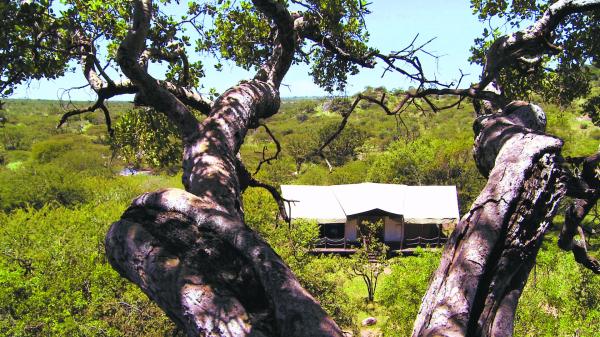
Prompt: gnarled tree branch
<box><xmin>117</xmin><ymin>0</ymin><xmax>201</xmax><ymax>141</ymax></box>
<box><xmin>413</xmin><ymin>102</ymin><xmax>566</xmax><ymax>337</ymax></box>
<box><xmin>106</xmin><ymin>1</ymin><xmax>343</xmax><ymax>337</ymax></box>
<box><xmin>253</xmin><ymin>0</ymin><xmax>295</xmax><ymax>88</ymax></box>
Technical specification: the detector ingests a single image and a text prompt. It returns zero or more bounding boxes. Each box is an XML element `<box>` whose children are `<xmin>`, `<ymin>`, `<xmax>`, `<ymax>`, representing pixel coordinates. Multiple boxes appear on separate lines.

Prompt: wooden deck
<box><xmin>310</xmin><ymin>247</ymin><xmax>357</xmax><ymax>256</ymax></box>
<box><xmin>311</xmin><ymin>236</ymin><xmax>448</xmax><ymax>256</ymax></box>
<box><xmin>310</xmin><ymin>246</ymin><xmax>444</xmax><ymax>256</ymax></box>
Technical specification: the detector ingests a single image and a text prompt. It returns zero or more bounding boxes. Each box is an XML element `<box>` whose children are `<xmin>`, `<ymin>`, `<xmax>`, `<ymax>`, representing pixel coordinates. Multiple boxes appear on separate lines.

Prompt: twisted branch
<box><xmin>253</xmin><ymin>123</ymin><xmax>281</xmax><ymax>175</ymax></box>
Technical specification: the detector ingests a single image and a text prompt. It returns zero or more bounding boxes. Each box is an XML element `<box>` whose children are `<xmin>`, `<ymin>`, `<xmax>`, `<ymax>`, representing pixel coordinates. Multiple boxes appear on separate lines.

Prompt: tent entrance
<box><xmin>320</xmin><ymin>223</ymin><xmax>345</xmax><ymax>239</ymax></box>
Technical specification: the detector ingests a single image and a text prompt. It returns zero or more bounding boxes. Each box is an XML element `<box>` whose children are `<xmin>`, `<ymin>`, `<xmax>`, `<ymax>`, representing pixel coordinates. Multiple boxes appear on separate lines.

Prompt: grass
<box><xmin>342</xmin><ymin>272</ymin><xmax>392</xmax><ymax>335</ymax></box>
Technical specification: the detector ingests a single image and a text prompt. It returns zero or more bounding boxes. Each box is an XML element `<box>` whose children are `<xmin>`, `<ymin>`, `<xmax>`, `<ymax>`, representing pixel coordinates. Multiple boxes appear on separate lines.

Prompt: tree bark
<box><xmin>105</xmin><ymin>1</ymin><xmax>343</xmax><ymax>336</ymax></box>
<box><xmin>106</xmin><ymin>53</ymin><xmax>344</xmax><ymax>337</ymax></box>
<box><xmin>412</xmin><ymin>103</ymin><xmax>566</xmax><ymax>337</ymax></box>
<box><xmin>412</xmin><ymin>2</ymin><xmax>600</xmax><ymax>335</ymax></box>
<box><xmin>412</xmin><ymin>3</ymin><xmax>600</xmax><ymax>334</ymax></box>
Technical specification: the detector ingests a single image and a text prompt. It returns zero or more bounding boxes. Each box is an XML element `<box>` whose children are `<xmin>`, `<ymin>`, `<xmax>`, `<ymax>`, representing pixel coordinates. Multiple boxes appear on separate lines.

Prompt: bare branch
<box><xmin>253</xmin><ymin>123</ymin><xmax>281</xmax><ymax>175</ymax></box>
<box><xmin>295</xmin><ymin>18</ymin><xmax>446</xmax><ymax>86</ymax></box>
<box><xmin>311</xmin><ymin>93</ymin><xmax>416</xmax><ymax>171</ymax></box>
<box><xmin>338</xmin><ymin>0</ymin><xmax>600</xmax><ymax>114</ymax></box>
<box><xmin>313</xmin><ymin>96</ymin><xmax>361</xmax><ymax>163</ymax></box>
<box><xmin>236</xmin><ymin>156</ymin><xmax>289</xmax><ymax>223</ymax></box>
<box><xmin>248</xmin><ymin>178</ymin><xmax>290</xmax><ymax>224</ymax></box>
<box><xmin>56</xmin><ymin>96</ymin><xmax>115</xmax><ymax>136</ymax></box>
<box><xmin>57</xmin><ymin>98</ymin><xmax>103</xmax><ymax>128</ymax></box>
<box><xmin>99</xmin><ymin>103</ymin><xmax>114</xmax><ymax>137</ymax></box>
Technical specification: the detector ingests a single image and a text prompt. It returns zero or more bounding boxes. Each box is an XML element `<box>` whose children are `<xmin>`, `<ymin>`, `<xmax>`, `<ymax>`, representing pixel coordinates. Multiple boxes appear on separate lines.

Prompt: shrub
<box><xmin>318</xmin><ymin>121</ymin><xmax>368</xmax><ymax>166</ymax></box>
<box><xmin>0</xmin><ymin>202</ymin><xmax>178</xmax><ymax>336</ymax></box>
<box><xmin>31</xmin><ymin>137</ymin><xmax>76</xmax><ymax>163</ymax></box>
<box><xmin>31</xmin><ymin>135</ymin><xmax>110</xmax><ymax>172</ymax></box>
<box><xmin>1</xmin><ymin>125</ymin><xmax>31</xmax><ymax>150</ymax></box>
<box><xmin>4</xmin><ymin>150</ymin><xmax>30</xmax><ymax>163</ymax></box>
<box><xmin>0</xmin><ymin>163</ymin><xmax>90</xmax><ymax>211</ymax></box>
<box><xmin>379</xmin><ymin>249</ymin><xmax>441</xmax><ymax>336</ymax></box>
<box><xmin>514</xmin><ymin>238</ymin><xmax>600</xmax><ymax>336</ymax></box>
<box><xmin>111</xmin><ymin>108</ymin><xmax>181</xmax><ymax>169</ymax></box>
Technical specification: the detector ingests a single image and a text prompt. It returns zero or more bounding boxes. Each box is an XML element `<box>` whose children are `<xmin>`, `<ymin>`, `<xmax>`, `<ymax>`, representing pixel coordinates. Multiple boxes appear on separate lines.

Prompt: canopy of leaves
<box><xmin>470</xmin><ymin>0</ymin><xmax>600</xmax><ymax>106</ymax></box>
<box><xmin>0</xmin><ymin>1</ymin><xmax>72</xmax><ymax>97</ymax></box>
<box><xmin>1</xmin><ymin>0</ymin><xmax>374</xmax><ymax>102</ymax></box>
<box><xmin>111</xmin><ymin>108</ymin><xmax>181</xmax><ymax>169</ymax></box>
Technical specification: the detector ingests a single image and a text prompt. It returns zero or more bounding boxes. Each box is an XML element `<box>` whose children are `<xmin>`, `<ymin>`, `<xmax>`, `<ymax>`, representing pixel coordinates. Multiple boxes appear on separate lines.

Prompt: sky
<box><xmin>12</xmin><ymin>0</ymin><xmax>487</xmax><ymax>101</ymax></box>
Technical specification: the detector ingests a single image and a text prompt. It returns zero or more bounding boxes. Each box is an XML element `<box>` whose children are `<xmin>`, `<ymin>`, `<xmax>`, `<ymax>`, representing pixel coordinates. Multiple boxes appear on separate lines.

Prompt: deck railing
<box><xmin>402</xmin><ymin>236</ymin><xmax>448</xmax><ymax>248</ymax></box>
<box><xmin>314</xmin><ymin>237</ymin><xmax>356</xmax><ymax>249</ymax></box>
<box><xmin>314</xmin><ymin>236</ymin><xmax>447</xmax><ymax>250</ymax></box>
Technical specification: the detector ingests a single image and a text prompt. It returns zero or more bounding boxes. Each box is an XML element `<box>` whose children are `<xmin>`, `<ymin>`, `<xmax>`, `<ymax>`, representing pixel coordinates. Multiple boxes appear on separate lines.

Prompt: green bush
<box><xmin>1</xmin><ymin>124</ymin><xmax>31</xmax><ymax>151</ymax></box>
<box><xmin>0</xmin><ymin>202</ymin><xmax>178</xmax><ymax>336</ymax></box>
<box><xmin>0</xmin><ymin>163</ymin><xmax>90</xmax><ymax>211</ymax></box>
<box><xmin>514</xmin><ymin>238</ymin><xmax>600</xmax><ymax>336</ymax></box>
<box><xmin>318</xmin><ymin>121</ymin><xmax>368</xmax><ymax>167</ymax></box>
<box><xmin>4</xmin><ymin>150</ymin><xmax>29</xmax><ymax>163</ymax></box>
<box><xmin>31</xmin><ymin>137</ymin><xmax>75</xmax><ymax>163</ymax></box>
<box><xmin>31</xmin><ymin>135</ymin><xmax>111</xmax><ymax>173</ymax></box>
<box><xmin>111</xmin><ymin>108</ymin><xmax>181</xmax><ymax>169</ymax></box>
<box><xmin>378</xmin><ymin>249</ymin><xmax>441</xmax><ymax>336</ymax></box>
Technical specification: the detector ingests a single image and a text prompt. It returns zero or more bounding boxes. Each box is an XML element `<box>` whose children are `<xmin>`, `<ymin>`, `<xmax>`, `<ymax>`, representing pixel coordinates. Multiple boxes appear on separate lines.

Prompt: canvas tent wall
<box><xmin>281</xmin><ymin>183</ymin><xmax>459</xmax><ymax>226</ymax></box>
<box><xmin>281</xmin><ymin>183</ymin><xmax>458</xmax><ymax>242</ymax></box>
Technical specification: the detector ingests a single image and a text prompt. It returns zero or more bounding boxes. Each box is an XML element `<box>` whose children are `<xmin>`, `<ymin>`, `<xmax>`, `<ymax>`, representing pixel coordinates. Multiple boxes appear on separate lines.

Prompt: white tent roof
<box><xmin>281</xmin><ymin>183</ymin><xmax>459</xmax><ymax>224</ymax></box>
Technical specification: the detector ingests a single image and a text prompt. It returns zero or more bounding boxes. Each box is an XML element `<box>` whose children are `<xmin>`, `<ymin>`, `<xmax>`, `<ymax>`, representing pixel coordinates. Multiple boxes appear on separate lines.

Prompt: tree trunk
<box><xmin>105</xmin><ymin>1</ymin><xmax>345</xmax><ymax>336</ymax></box>
<box><xmin>412</xmin><ymin>102</ymin><xmax>566</xmax><ymax>337</ymax></box>
<box><xmin>105</xmin><ymin>81</ymin><xmax>344</xmax><ymax>337</ymax></box>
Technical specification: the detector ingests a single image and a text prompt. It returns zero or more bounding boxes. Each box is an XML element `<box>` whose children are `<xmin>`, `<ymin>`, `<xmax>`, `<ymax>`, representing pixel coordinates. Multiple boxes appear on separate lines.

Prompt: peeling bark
<box><xmin>412</xmin><ymin>103</ymin><xmax>566</xmax><ymax>337</ymax></box>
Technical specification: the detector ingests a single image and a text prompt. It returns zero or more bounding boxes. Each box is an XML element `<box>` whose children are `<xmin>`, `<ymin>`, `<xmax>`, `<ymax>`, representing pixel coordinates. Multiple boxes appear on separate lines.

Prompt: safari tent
<box><xmin>281</xmin><ymin>183</ymin><xmax>460</xmax><ymax>251</ymax></box>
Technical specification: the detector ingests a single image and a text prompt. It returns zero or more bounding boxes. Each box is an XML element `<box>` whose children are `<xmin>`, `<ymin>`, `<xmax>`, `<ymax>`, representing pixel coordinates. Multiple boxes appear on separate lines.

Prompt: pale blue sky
<box><xmin>13</xmin><ymin>1</ymin><xmax>486</xmax><ymax>101</ymax></box>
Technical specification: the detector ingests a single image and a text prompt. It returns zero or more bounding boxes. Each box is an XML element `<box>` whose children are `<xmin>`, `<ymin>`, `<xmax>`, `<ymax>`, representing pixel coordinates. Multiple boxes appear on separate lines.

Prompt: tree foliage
<box><xmin>111</xmin><ymin>108</ymin><xmax>181</xmax><ymax>169</ymax></box>
<box><xmin>470</xmin><ymin>0</ymin><xmax>600</xmax><ymax>107</ymax></box>
<box><xmin>318</xmin><ymin>120</ymin><xmax>367</xmax><ymax>166</ymax></box>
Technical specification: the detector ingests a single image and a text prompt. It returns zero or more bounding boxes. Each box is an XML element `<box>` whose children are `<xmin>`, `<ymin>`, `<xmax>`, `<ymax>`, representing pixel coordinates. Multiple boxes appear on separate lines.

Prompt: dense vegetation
<box><xmin>0</xmin><ymin>93</ymin><xmax>598</xmax><ymax>336</ymax></box>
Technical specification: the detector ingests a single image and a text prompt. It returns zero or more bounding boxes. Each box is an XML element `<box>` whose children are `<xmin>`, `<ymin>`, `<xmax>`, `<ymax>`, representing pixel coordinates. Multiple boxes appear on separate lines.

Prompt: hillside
<box><xmin>0</xmin><ymin>96</ymin><xmax>598</xmax><ymax>336</ymax></box>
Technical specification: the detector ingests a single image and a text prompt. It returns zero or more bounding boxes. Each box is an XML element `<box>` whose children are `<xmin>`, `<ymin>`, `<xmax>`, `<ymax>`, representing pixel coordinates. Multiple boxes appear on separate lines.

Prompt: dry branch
<box><xmin>253</xmin><ymin>124</ymin><xmax>281</xmax><ymax>175</ymax></box>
